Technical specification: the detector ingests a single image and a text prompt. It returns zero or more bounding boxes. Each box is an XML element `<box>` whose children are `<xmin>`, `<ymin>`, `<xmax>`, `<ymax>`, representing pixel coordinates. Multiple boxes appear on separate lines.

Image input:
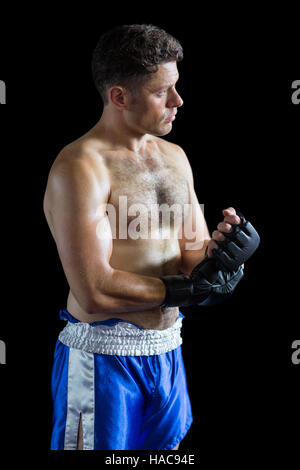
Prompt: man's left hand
<box><xmin>207</xmin><ymin>207</ymin><xmax>241</xmax><ymax>258</ymax></box>
<box><xmin>206</xmin><ymin>207</ymin><xmax>260</xmax><ymax>272</ymax></box>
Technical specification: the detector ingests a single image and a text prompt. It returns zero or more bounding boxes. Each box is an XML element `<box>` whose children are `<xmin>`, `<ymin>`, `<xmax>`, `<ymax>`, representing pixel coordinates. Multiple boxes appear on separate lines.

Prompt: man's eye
<box><xmin>157</xmin><ymin>90</ymin><xmax>167</xmax><ymax>96</ymax></box>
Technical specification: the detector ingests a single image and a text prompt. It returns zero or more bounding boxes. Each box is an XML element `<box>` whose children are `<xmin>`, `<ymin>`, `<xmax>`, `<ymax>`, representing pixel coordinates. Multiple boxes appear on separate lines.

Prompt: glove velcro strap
<box><xmin>160</xmin><ymin>275</ymin><xmax>194</xmax><ymax>308</ymax></box>
<box><xmin>213</xmin><ymin>212</ymin><xmax>260</xmax><ymax>272</ymax></box>
<box><xmin>190</xmin><ymin>257</ymin><xmax>220</xmax><ymax>284</ymax></box>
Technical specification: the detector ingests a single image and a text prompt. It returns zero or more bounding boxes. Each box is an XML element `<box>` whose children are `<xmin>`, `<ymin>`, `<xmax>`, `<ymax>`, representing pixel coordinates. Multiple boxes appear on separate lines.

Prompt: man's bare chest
<box><xmin>107</xmin><ymin>156</ymin><xmax>189</xmax><ymax>210</ymax></box>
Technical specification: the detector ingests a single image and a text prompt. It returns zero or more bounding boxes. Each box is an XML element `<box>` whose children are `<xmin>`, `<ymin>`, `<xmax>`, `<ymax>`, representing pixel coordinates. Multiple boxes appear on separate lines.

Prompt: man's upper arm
<box><xmin>45</xmin><ymin>155</ymin><xmax>112</xmax><ymax>311</ymax></box>
<box><xmin>177</xmin><ymin>148</ymin><xmax>211</xmax><ymax>273</ymax></box>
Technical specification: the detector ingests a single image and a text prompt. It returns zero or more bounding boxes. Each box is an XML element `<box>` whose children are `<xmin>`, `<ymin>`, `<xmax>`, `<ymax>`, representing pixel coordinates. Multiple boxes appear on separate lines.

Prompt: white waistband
<box><xmin>58</xmin><ymin>317</ymin><xmax>183</xmax><ymax>356</ymax></box>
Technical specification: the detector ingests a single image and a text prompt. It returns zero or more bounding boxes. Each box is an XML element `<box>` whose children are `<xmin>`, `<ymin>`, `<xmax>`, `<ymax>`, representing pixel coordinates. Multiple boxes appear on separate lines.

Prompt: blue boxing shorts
<box><xmin>50</xmin><ymin>310</ymin><xmax>193</xmax><ymax>450</ymax></box>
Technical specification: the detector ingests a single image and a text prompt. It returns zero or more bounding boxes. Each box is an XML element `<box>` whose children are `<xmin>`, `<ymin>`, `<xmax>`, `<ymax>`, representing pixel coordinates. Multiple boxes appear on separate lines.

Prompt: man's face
<box><xmin>125</xmin><ymin>61</ymin><xmax>183</xmax><ymax>137</ymax></box>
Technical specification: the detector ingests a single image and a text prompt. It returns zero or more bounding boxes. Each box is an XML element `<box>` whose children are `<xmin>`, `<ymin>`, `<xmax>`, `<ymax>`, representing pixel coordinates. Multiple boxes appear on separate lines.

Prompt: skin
<box><xmin>43</xmin><ymin>61</ymin><xmax>241</xmax><ymax>451</ymax></box>
<box><xmin>207</xmin><ymin>208</ymin><xmax>241</xmax><ymax>257</ymax></box>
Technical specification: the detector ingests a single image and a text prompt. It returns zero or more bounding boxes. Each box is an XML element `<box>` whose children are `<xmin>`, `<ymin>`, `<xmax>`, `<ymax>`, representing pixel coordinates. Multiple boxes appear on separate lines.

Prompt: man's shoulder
<box><xmin>49</xmin><ymin>140</ymin><xmax>107</xmax><ymax>182</ymax></box>
<box><xmin>154</xmin><ymin>136</ymin><xmax>185</xmax><ymax>157</ymax></box>
<box><xmin>154</xmin><ymin>137</ymin><xmax>192</xmax><ymax>175</ymax></box>
<box><xmin>45</xmin><ymin>141</ymin><xmax>110</xmax><ymax>208</ymax></box>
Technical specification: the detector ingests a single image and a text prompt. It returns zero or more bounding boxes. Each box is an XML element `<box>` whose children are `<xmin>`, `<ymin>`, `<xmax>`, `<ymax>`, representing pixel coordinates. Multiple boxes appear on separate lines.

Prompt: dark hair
<box><xmin>91</xmin><ymin>24</ymin><xmax>183</xmax><ymax>105</ymax></box>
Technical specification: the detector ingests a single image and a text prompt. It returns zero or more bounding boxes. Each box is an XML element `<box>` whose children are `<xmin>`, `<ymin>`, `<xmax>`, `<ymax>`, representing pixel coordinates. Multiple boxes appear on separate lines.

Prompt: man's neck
<box><xmin>92</xmin><ymin>107</ymin><xmax>151</xmax><ymax>154</ymax></box>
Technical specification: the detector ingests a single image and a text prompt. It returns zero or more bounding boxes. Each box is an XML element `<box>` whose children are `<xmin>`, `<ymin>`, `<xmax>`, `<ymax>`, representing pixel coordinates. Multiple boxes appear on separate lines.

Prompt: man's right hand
<box><xmin>160</xmin><ymin>211</ymin><xmax>260</xmax><ymax>308</ymax></box>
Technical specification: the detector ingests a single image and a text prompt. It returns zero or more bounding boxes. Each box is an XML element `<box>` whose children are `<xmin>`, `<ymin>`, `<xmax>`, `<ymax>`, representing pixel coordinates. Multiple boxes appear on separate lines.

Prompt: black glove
<box><xmin>160</xmin><ymin>258</ymin><xmax>244</xmax><ymax>307</ymax></box>
<box><xmin>212</xmin><ymin>212</ymin><xmax>260</xmax><ymax>272</ymax></box>
<box><xmin>160</xmin><ymin>212</ymin><xmax>260</xmax><ymax>308</ymax></box>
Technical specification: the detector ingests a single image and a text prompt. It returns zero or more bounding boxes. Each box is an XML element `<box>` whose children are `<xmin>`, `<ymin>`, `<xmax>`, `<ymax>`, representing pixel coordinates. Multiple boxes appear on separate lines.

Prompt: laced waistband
<box><xmin>58</xmin><ymin>317</ymin><xmax>183</xmax><ymax>356</ymax></box>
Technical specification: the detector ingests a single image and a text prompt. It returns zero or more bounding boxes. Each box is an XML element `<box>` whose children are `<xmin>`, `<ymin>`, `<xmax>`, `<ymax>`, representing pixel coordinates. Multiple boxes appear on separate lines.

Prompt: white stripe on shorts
<box><xmin>64</xmin><ymin>348</ymin><xmax>95</xmax><ymax>450</ymax></box>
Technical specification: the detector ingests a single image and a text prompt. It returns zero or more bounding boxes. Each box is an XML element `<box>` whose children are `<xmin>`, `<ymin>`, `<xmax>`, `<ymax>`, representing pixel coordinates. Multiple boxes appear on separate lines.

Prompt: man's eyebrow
<box><xmin>166</xmin><ymin>76</ymin><xmax>180</xmax><ymax>87</ymax></box>
<box><xmin>155</xmin><ymin>76</ymin><xmax>180</xmax><ymax>90</ymax></box>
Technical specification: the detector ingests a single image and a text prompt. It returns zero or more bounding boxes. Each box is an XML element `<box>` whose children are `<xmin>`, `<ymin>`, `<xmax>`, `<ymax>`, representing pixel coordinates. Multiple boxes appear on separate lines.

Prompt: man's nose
<box><xmin>168</xmin><ymin>89</ymin><xmax>183</xmax><ymax>108</ymax></box>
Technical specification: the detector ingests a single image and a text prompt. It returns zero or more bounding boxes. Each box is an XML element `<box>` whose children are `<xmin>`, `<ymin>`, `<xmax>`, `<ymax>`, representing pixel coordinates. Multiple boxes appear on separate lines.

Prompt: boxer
<box><xmin>44</xmin><ymin>24</ymin><xmax>260</xmax><ymax>451</ymax></box>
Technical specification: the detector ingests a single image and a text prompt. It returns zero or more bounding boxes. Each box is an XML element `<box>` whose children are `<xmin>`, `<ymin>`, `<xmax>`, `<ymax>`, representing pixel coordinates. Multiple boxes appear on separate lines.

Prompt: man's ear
<box><xmin>109</xmin><ymin>86</ymin><xmax>129</xmax><ymax>110</ymax></box>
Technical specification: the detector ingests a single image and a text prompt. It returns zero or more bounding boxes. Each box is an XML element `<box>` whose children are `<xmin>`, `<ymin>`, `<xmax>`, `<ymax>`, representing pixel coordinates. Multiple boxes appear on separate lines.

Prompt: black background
<box><xmin>0</xmin><ymin>6</ymin><xmax>299</xmax><ymax>464</ymax></box>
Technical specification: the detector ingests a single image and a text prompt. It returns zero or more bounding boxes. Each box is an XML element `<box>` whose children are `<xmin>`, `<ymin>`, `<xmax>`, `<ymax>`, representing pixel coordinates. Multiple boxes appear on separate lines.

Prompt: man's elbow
<box><xmin>78</xmin><ymin>272</ymin><xmax>115</xmax><ymax>315</ymax></box>
<box><xmin>82</xmin><ymin>292</ymin><xmax>113</xmax><ymax>315</ymax></box>
<box><xmin>75</xmin><ymin>286</ymin><xmax>112</xmax><ymax>315</ymax></box>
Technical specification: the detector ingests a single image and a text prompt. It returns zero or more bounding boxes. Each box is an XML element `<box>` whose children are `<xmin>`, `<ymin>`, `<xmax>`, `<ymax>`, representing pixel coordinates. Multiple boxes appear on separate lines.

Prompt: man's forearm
<box><xmin>86</xmin><ymin>268</ymin><xmax>167</xmax><ymax>314</ymax></box>
<box><xmin>179</xmin><ymin>242</ymin><xmax>209</xmax><ymax>275</ymax></box>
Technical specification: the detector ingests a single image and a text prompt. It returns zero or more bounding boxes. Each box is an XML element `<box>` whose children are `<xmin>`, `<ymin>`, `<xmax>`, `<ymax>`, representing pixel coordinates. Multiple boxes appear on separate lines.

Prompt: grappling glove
<box><xmin>160</xmin><ymin>212</ymin><xmax>260</xmax><ymax>307</ymax></box>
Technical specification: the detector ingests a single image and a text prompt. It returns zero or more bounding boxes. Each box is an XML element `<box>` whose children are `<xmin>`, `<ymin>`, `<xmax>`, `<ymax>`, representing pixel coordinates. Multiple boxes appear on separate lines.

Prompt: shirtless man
<box><xmin>44</xmin><ymin>25</ymin><xmax>260</xmax><ymax>451</ymax></box>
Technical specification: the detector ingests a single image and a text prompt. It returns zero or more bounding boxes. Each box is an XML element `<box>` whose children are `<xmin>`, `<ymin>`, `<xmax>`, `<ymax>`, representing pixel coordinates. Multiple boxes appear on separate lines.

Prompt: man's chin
<box><xmin>152</xmin><ymin>122</ymin><xmax>173</xmax><ymax>137</ymax></box>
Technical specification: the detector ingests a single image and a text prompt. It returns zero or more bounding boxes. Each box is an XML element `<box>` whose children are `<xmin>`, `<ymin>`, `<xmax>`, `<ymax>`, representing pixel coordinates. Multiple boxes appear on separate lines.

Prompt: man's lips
<box><xmin>165</xmin><ymin>113</ymin><xmax>177</xmax><ymax>122</ymax></box>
